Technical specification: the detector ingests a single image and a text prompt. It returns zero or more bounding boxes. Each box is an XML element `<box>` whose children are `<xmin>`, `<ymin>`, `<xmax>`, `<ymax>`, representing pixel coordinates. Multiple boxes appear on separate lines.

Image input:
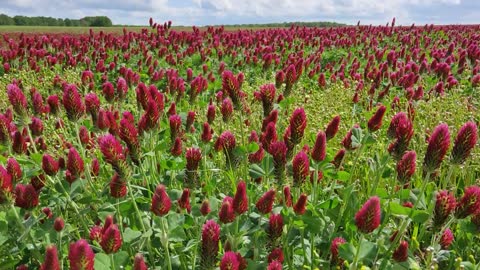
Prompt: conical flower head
<box><xmin>392</xmin><ymin>240</ymin><xmax>409</xmax><ymax>262</ymax></box>
<box><xmin>133</xmin><ymin>254</ymin><xmax>148</xmax><ymax>270</ymax></box>
<box><xmin>423</xmin><ymin>123</ymin><xmax>450</xmax><ymax>174</ymax></box>
<box><xmin>54</xmin><ymin>217</ymin><xmax>65</xmax><ymax>232</ymax></box>
<box><xmin>7</xmin><ymin>158</ymin><xmax>22</xmax><ymax>183</ymax></box>
<box><xmin>220</xmin><ymin>251</ymin><xmax>240</xmax><ymax>270</ymax></box>
<box><xmin>354</xmin><ymin>196</ymin><xmax>381</xmax><ymax>233</ymax></box>
<box><xmin>396</xmin><ymin>151</ymin><xmax>416</xmax><ymax>184</ymax></box>
<box><xmin>201</xmin><ymin>220</ymin><xmax>220</xmax><ymax>269</ymax></box>
<box><xmin>200</xmin><ymin>199</ymin><xmax>211</xmax><ymax>216</ymax></box>
<box><xmin>267</xmin><ymin>261</ymin><xmax>282</xmax><ymax>270</ymax></box>
<box><xmin>178</xmin><ymin>188</ymin><xmax>191</xmax><ymax>213</ymax></box>
<box><xmin>311</xmin><ymin>130</ymin><xmax>326</xmax><ymax>162</ymax></box>
<box><xmin>85</xmin><ymin>92</ymin><xmax>100</xmax><ymax>120</ymax></box>
<box><xmin>170</xmin><ymin>137</ymin><xmax>182</xmax><ymax>157</ymax></box>
<box><xmin>267</xmin><ymin>248</ymin><xmax>284</xmax><ymax>263</ymax></box>
<box><xmin>255</xmin><ymin>83</ymin><xmax>276</xmax><ymax>117</ymax></box>
<box><xmin>42</xmin><ymin>154</ymin><xmax>59</xmax><ymax>176</ymax></box>
<box><xmin>151</xmin><ymin>184</ymin><xmax>171</xmax><ymax>216</ymax></box>
<box><xmin>40</xmin><ymin>245</ymin><xmax>60</xmax><ymax>270</ymax></box>
<box><xmin>99</xmin><ymin>134</ymin><xmax>125</xmax><ymax>165</ymax></box>
<box><xmin>169</xmin><ymin>114</ymin><xmax>182</xmax><ymax>142</ymax></box>
<box><xmin>330</xmin><ymin>237</ymin><xmax>346</xmax><ymax>264</ymax></box>
<box><xmin>62</xmin><ymin>84</ymin><xmax>85</xmax><ymax>121</ymax></box>
<box><xmin>440</xmin><ymin>228</ymin><xmax>454</xmax><ymax>249</ymax></box>
<box><xmin>67</xmin><ymin>147</ymin><xmax>84</xmax><ymax>179</ymax></box>
<box><xmin>451</xmin><ymin>121</ymin><xmax>477</xmax><ymax>165</ymax></box>
<box><xmin>14</xmin><ymin>183</ymin><xmax>39</xmax><ymax>209</ymax></box>
<box><xmin>455</xmin><ymin>186</ymin><xmax>480</xmax><ymax>219</ymax></box>
<box><xmin>368</xmin><ymin>105</ymin><xmax>387</xmax><ymax>132</ymax></box>
<box><xmin>215</xmin><ymin>131</ymin><xmax>236</xmax><ymax>152</ymax></box>
<box><xmin>201</xmin><ymin>122</ymin><xmax>213</xmax><ymax>143</ymax></box>
<box><xmin>206</xmin><ymin>102</ymin><xmax>216</xmax><ymax>124</ymax></box>
<box><xmin>289</xmin><ymin>108</ymin><xmax>307</xmax><ymax>145</ymax></box>
<box><xmin>325</xmin><ymin>115</ymin><xmax>341</xmax><ymax>140</ymax></box>
<box><xmin>221</xmin><ymin>98</ymin><xmax>234</xmax><ymax>122</ymax></box>
<box><xmin>7</xmin><ymin>83</ymin><xmax>28</xmax><ymax>118</ymax></box>
<box><xmin>433</xmin><ymin>190</ymin><xmax>456</xmax><ymax>226</ymax></box>
<box><xmin>109</xmin><ymin>173</ymin><xmax>127</xmax><ymax>198</ymax></box>
<box><xmin>292</xmin><ymin>151</ymin><xmax>310</xmax><ymax>186</ymax></box>
<box><xmin>293</xmin><ymin>194</ymin><xmax>308</xmax><ymax>215</ymax></box>
<box><xmin>266</xmin><ymin>213</ymin><xmax>283</xmax><ymax>250</ymax></box>
<box><xmin>233</xmin><ymin>181</ymin><xmax>248</xmax><ymax>215</ymax></box>
<box><xmin>283</xmin><ymin>186</ymin><xmax>293</xmax><ymax>207</ymax></box>
<box><xmin>68</xmin><ymin>239</ymin><xmax>95</xmax><ymax>270</ymax></box>
<box><xmin>219</xmin><ymin>196</ymin><xmax>236</xmax><ymax>224</ymax></box>
<box><xmin>256</xmin><ymin>189</ymin><xmax>276</xmax><ymax>214</ymax></box>
<box><xmin>100</xmin><ymin>224</ymin><xmax>122</xmax><ymax>254</ymax></box>
<box><xmin>47</xmin><ymin>95</ymin><xmax>60</xmax><ymax>115</ymax></box>
<box><xmin>262</xmin><ymin>122</ymin><xmax>278</xmax><ymax>153</ymax></box>
<box><xmin>186</xmin><ymin>147</ymin><xmax>202</xmax><ymax>171</ymax></box>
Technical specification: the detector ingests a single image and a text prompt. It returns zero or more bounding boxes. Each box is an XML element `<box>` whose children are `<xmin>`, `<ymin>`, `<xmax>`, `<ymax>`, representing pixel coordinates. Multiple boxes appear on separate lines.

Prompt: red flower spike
<box><xmin>433</xmin><ymin>190</ymin><xmax>456</xmax><ymax>226</ymax></box>
<box><xmin>268</xmin><ymin>248</ymin><xmax>284</xmax><ymax>263</ymax></box>
<box><xmin>98</xmin><ymin>135</ymin><xmax>125</xmax><ymax>165</ymax></box>
<box><xmin>178</xmin><ymin>188</ymin><xmax>191</xmax><ymax>213</ymax></box>
<box><xmin>89</xmin><ymin>225</ymin><xmax>102</xmax><ymax>242</ymax></box>
<box><xmin>455</xmin><ymin>186</ymin><xmax>480</xmax><ymax>219</ymax></box>
<box><xmin>256</xmin><ymin>189</ymin><xmax>276</xmax><ymax>214</ymax></box>
<box><xmin>91</xmin><ymin>158</ymin><xmax>100</xmax><ymax>177</ymax></box>
<box><xmin>7</xmin><ymin>83</ymin><xmax>28</xmax><ymax>118</ymax></box>
<box><xmin>7</xmin><ymin>158</ymin><xmax>22</xmax><ymax>183</ymax></box>
<box><xmin>40</xmin><ymin>245</ymin><xmax>61</xmax><ymax>270</ymax></box>
<box><xmin>289</xmin><ymin>108</ymin><xmax>307</xmax><ymax>145</ymax></box>
<box><xmin>201</xmin><ymin>220</ymin><xmax>220</xmax><ymax>269</ymax></box>
<box><xmin>14</xmin><ymin>183</ymin><xmax>39</xmax><ymax>209</ymax></box>
<box><xmin>396</xmin><ymin>151</ymin><xmax>416</xmax><ymax>184</ymax></box>
<box><xmin>332</xmin><ymin>148</ymin><xmax>346</xmax><ymax>169</ymax></box>
<box><xmin>368</xmin><ymin>105</ymin><xmax>387</xmax><ymax>132</ymax></box>
<box><xmin>169</xmin><ymin>114</ymin><xmax>182</xmax><ymax>142</ymax></box>
<box><xmin>330</xmin><ymin>237</ymin><xmax>346</xmax><ymax>264</ymax></box>
<box><xmin>54</xmin><ymin>217</ymin><xmax>64</xmax><ymax>232</ymax></box>
<box><xmin>220</xmin><ymin>251</ymin><xmax>240</xmax><ymax>270</ymax></box>
<box><xmin>68</xmin><ymin>239</ymin><xmax>95</xmax><ymax>270</ymax></box>
<box><xmin>354</xmin><ymin>196</ymin><xmax>381</xmax><ymax>234</ymax></box>
<box><xmin>170</xmin><ymin>137</ymin><xmax>183</xmax><ymax>157</ymax></box>
<box><xmin>283</xmin><ymin>186</ymin><xmax>293</xmax><ymax>207</ymax></box>
<box><xmin>85</xmin><ymin>93</ymin><xmax>100</xmax><ymax>120</ymax></box>
<box><xmin>233</xmin><ymin>181</ymin><xmax>248</xmax><ymax>215</ymax></box>
<box><xmin>423</xmin><ymin>123</ymin><xmax>450</xmax><ymax>174</ymax></box>
<box><xmin>311</xmin><ymin>131</ymin><xmax>326</xmax><ymax>162</ymax></box>
<box><xmin>392</xmin><ymin>240</ymin><xmax>409</xmax><ymax>262</ymax></box>
<box><xmin>109</xmin><ymin>174</ymin><xmax>127</xmax><ymax>198</ymax></box>
<box><xmin>440</xmin><ymin>228</ymin><xmax>454</xmax><ymax>249</ymax></box>
<box><xmin>62</xmin><ymin>84</ymin><xmax>85</xmax><ymax>121</ymax></box>
<box><xmin>100</xmin><ymin>224</ymin><xmax>122</xmax><ymax>254</ymax></box>
<box><xmin>151</xmin><ymin>184</ymin><xmax>171</xmax><ymax>216</ymax></box>
<box><xmin>219</xmin><ymin>196</ymin><xmax>236</xmax><ymax>224</ymax></box>
<box><xmin>67</xmin><ymin>147</ymin><xmax>84</xmax><ymax>179</ymax></box>
<box><xmin>206</xmin><ymin>102</ymin><xmax>216</xmax><ymax>124</ymax></box>
<box><xmin>267</xmin><ymin>260</ymin><xmax>282</xmax><ymax>270</ymax></box>
<box><xmin>292</xmin><ymin>151</ymin><xmax>310</xmax><ymax>186</ymax></box>
<box><xmin>133</xmin><ymin>254</ymin><xmax>148</xmax><ymax>270</ymax></box>
<box><xmin>201</xmin><ymin>122</ymin><xmax>213</xmax><ymax>143</ymax></box>
<box><xmin>200</xmin><ymin>199</ymin><xmax>211</xmax><ymax>216</ymax></box>
<box><xmin>325</xmin><ymin>115</ymin><xmax>341</xmax><ymax>140</ymax></box>
<box><xmin>267</xmin><ymin>213</ymin><xmax>283</xmax><ymax>241</ymax></box>
<box><xmin>221</xmin><ymin>98</ymin><xmax>234</xmax><ymax>123</ymax></box>
<box><xmin>293</xmin><ymin>194</ymin><xmax>308</xmax><ymax>215</ymax></box>
<box><xmin>451</xmin><ymin>121</ymin><xmax>477</xmax><ymax>165</ymax></box>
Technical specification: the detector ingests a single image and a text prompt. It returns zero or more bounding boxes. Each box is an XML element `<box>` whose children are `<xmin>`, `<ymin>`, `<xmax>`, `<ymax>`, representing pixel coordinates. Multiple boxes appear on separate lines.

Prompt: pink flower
<box><xmin>40</xmin><ymin>245</ymin><xmax>60</xmax><ymax>270</ymax></box>
<box><xmin>423</xmin><ymin>123</ymin><xmax>450</xmax><ymax>174</ymax></box>
<box><xmin>354</xmin><ymin>196</ymin><xmax>381</xmax><ymax>233</ymax></box>
<box><xmin>151</xmin><ymin>184</ymin><xmax>171</xmax><ymax>216</ymax></box>
<box><xmin>178</xmin><ymin>188</ymin><xmax>191</xmax><ymax>213</ymax></box>
<box><xmin>440</xmin><ymin>228</ymin><xmax>454</xmax><ymax>249</ymax></box>
<box><xmin>455</xmin><ymin>186</ymin><xmax>480</xmax><ymax>219</ymax></box>
<box><xmin>256</xmin><ymin>189</ymin><xmax>276</xmax><ymax>214</ymax></box>
<box><xmin>311</xmin><ymin>131</ymin><xmax>326</xmax><ymax>162</ymax></box>
<box><xmin>392</xmin><ymin>240</ymin><xmax>409</xmax><ymax>262</ymax></box>
<box><xmin>220</xmin><ymin>251</ymin><xmax>240</xmax><ymax>270</ymax></box>
<box><xmin>292</xmin><ymin>151</ymin><xmax>309</xmax><ymax>186</ymax></box>
<box><xmin>233</xmin><ymin>181</ymin><xmax>248</xmax><ymax>215</ymax></box>
<box><xmin>325</xmin><ymin>115</ymin><xmax>341</xmax><ymax>140</ymax></box>
<box><xmin>451</xmin><ymin>121</ymin><xmax>477</xmax><ymax>165</ymax></box>
<box><xmin>293</xmin><ymin>194</ymin><xmax>308</xmax><ymax>215</ymax></box>
<box><xmin>62</xmin><ymin>84</ymin><xmax>85</xmax><ymax>121</ymax></box>
<box><xmin>288</xmin><ymin>108</ymin><xmax>307</xmax><ymax>145</ymax></box>
<box><xmin>68</xmin><ymin>239</ymin><xmax>95</xmax><ymax>270</ymax></box>
<box><xmin>396</xmin><ymin>151</ymin><xmax>416</xmax><ymax>184</ymax></box>
<box><xmin>201</xmin><ymin>220</ymin><xmax>220</xmax><ymax>269</ymax></box>
<box><xmin>219</xmin><ymin>196</ymin><xmax>236</xmax><ymax>224</ymax></box>
<box><xmin>368</xmin><ymin>105</ymin><xmax>387</xmax><ymax>132</ymax></box>
<box><xmin>330</xmin><ymin>237</ymin><xmax>346</xmax><ymax>264</ymax></box>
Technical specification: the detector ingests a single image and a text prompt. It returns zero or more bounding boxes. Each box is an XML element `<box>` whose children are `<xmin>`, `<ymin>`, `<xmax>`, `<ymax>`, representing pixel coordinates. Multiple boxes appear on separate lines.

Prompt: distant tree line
<box><xmin>0</xmin><ymin>14</ymin><xmax>113</xmax><ymax>27</ymax></box>
<box><xmin>219</xmin><ymin>21</ymin><xmax>347</xmax><ymax>28</ymax></box>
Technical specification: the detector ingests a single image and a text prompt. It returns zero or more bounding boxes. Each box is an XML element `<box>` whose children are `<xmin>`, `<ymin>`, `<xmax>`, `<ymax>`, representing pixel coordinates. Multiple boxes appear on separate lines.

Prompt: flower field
<box><xmin>0</xmin><ymin>19</ymin><xmax>479</xmax><ymax>269</ymax></box>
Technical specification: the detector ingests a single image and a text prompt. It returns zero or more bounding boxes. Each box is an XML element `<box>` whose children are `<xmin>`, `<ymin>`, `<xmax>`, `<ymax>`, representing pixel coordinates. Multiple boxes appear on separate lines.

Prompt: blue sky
<box><xmin>0</xmin><ymin>0</ymin><xmax>478</xmax><ymax>26</ymax></box>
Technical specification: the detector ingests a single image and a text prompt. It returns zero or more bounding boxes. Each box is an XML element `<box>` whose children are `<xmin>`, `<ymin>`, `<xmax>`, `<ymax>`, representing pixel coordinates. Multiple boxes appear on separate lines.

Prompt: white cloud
<box><xmin>0</xmin><ymin>0</ymin><xmax>475</xmax><ymax>26</ymax></box>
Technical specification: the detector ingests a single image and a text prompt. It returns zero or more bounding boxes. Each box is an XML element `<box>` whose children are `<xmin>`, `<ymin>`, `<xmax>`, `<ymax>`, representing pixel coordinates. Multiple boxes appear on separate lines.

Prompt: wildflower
<box><xmin>451</xmin><ymin>121</ymin><xmax>477</xmax><ymax>165</ymax></box>
<box><xmin>455</xmin><ymin>186</ymin><xmax>480</xmax><ymax>219</ymax></box>
<box><xmin>440</xmin><ymin>228</ymin><xmax>454</xmax><ymax>249</ymax></box>
<box><xmin>330</xmin><ymin>237</ymin><xmax>346</xmax><ymax>264</ymax></box>
<box><xmin>354</xmin><ymin>196</ymin><xmax>381</xmax><ymax>233</ymax></box>
<box><xmin>151</xmin><ymin>184</ymin><xmax>171</xmax><ymax>216</ymax></box>
<box><xmin>233</xmin><ymin>181</ymin><xmax>248</xmax><ymax>215</ymax></box>
<box><xmin>433</xmin><ymin>190</ymin><xmax>456</xmax><ymax>226</ymax></box>
<box><xmin>293</xmin><ymin>194</ymin><xmax>308</xmax><ymax>215</ymax></box>
<box><xmin>325</xmin><ymin>115</ymin><xmax>341</xmax><ymax>140</ymax></box>
<box><xmin>40</xmin><ymin>245</ymin><xmax>60</xmax><ymax>270</ymax></box>
<box><xmin>292</xmin><ymin>151</ymin><xmax>310</xmax><ymax>186</ymax></box>
<box><xmin>178</xmin><ymin>188</ymin><xmax>191</xmax><ymax>213</ymax></box>
<box><xmin>368</xmin><ymin>105</ymin><xmax>387</xmax><ymax>132</ymax></box>
<box><xmin>311</xmin><ymin>131</ymin><xmax>326</xmax><ymax>162</ymax></box>
<box><xmin>201</xmin><ymin>220</ymin><xmax>220</xmax><ymax>269</ymax></box>
<box><xmin>423</xmin><ymin>123</ymin><xmax>450</xmax><ymax>174</ymax></box>
<box><xmin>68</xmin><ymin>239</ymin><xmax>95</xmax><ymax>270</ymax></box>
<box><xmin>392</xmin><ymin>241</ymin><xmax>409</xmax><ymax>262</ymax></box>
<box><xmin>256</xmin><ymin>190</ymin><xmax>276</xmax><ymax>214</ymax></box>
<box><xmin>396</xmin><ymin>151</ymin><xmax>416</xmax><ymax>184</ymax></box>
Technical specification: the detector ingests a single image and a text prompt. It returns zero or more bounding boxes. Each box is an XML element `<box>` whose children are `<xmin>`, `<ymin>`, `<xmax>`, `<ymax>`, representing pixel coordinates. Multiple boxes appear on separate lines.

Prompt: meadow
<box><xmin>0</xmin><ymin>19</ymin><xmax>479</xmax><ymax>269</ymax></box>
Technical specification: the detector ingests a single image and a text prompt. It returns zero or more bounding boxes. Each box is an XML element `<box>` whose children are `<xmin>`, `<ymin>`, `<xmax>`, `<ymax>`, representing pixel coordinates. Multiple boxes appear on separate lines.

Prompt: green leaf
<box><xmin>94</xmin><ymin>253</ymin><xmax>111</xmax><ymax>270</ymax></box>
<box><xmin>412</xmin><ymin>210</ymin><xmax>430</xmax><ymax>223</ymax></box>
<box><xmin>358</xmin><ymin>239</ymin><xmax>377</xmax><ymax>263</ymax></box>
<box><xmin>336</xmin><ymin>171</ymin><xmax>351</xmax><ymax>181</ymax></box>
<box><xmin>318</xmin><ymin>197</ymin><xmax>340</xmax><ymax>209</ymax></box>
<box><xmin>113</xmin><ymin>251</ymin><xmax>129</xmax><ymax>269</ymax></box>
<box><xmin>123</xmin><ymin>228</ymin><xmax>142</xmax><ymax>243</ymax></box>
<box><xmin>246</xmin><ymin>142</ymin><xmax>260</xmax><ymax>153</ymax></box>
<box><xmin>390</xmin><ymin>202</ymin><xmax>411</xmax><ymax>216</ymax></box>
<box><xmin>249</xmin><ymin>164</ymin><xmax>265</xmax><ymax>179</ymax></box>
<box><xmin>338</xmin><ymin>242</ymin><xmax>356</xmax><ymax>262</ymax></box>
<box><xmin>168</xmin><ymin>226</ymin><xmax>187</xmax><ymax>242</ymax></box>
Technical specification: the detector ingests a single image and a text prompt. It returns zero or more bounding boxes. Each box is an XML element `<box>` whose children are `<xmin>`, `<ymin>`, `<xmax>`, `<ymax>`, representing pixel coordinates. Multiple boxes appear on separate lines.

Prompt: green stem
<box><xmin>25</xmin><ymin>125</ymin><xmax>38</xmax><ymax>153</ymax></box>
<box><xmin>351</xmin><ymin>234</ymin><xmax>365</xmax><ymax>270</ymax></box>
<box><xmin>110</xmin><ymin>253</ymin><xmax>116</xmax><ymax>270</ymax></box>
<box><xmin>58</xmin><ymin>230</ymin><xmax>64</xmax><ymax>270</ymax></box>
<box><xmin>161</xmin><ymin>217</ymin><xmax>173</xmax><ymax>270</ymax></box>
<box><xmin>10</xmin><ymin>204</ymin><xmax>42</xmax><ymax>262</ymax></box>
